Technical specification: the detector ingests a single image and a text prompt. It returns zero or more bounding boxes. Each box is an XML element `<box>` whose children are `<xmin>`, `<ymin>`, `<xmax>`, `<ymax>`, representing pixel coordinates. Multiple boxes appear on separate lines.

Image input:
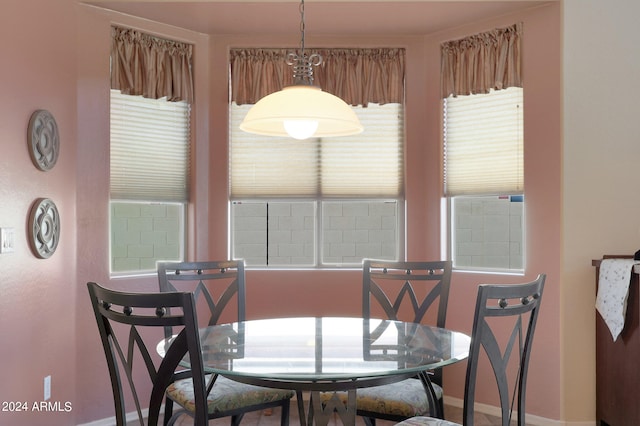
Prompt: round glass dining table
<box><xmin>159</xmin><ymin>316</ymin><xmax>470</xmax><ymax>426</ymax></box>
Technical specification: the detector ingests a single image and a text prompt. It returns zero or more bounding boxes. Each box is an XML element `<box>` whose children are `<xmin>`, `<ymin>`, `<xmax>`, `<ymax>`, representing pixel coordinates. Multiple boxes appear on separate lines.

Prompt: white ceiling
<box><xmin>85</xmin><ymin>1</ymin><xmax>551</xmax><ymax>36</ymax></box>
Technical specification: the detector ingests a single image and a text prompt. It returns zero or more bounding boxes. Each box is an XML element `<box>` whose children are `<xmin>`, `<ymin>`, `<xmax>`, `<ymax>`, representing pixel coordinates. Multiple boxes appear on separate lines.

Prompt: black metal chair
<box><xmin>321</xmin><ymin>259</ymin><xmax>452</xmax><ymax>426</ymax></box>
<box><xmin>393</xmin><ymin>274</ymin><xmax>546</xmax><ymax>426</ymax></box>
<box><xmin>87</xmin><ymin>281</ymin><xmax>208</xmax><ymax>426</ymax></box>
<box><xmin>157</xmin><ymin>260</ymin><xmax>294</xmax><ymax>426</ymax></box>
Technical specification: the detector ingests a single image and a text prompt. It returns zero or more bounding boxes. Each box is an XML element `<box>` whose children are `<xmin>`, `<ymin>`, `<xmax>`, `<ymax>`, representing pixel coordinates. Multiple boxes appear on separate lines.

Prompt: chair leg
<box><xmin>166</xmin><ymin>408</ymin><xmax>190</xmax><ymax>426</ymax></box>
<box><xmin>163</xmin><ymin>398</ymin><xmax>174</xmax><ymax>426</ymax></box>
<box><xmin>231</xmin><ymin>413</ymin><xmax>245</xmax><ymax>426</ymax></box>
<box><xmin>364</xmin><ymin>416</ymin><xmax>376</xmax><ymax>426</ymax></box>
<box><xmin>280</xmin><ymin>400</ymin><xmax>291</xmax><ymax>426</ymax></box>
<box><xmin>437</xmin><ymin>398</ymin><xmax>445</xmax><ymax>420</ymax></box>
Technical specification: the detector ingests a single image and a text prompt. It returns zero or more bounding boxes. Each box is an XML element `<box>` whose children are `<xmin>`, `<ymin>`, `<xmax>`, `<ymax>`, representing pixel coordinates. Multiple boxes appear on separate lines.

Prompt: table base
<box><xmin>296</xmin><ymin>390</ymin><xmax>357</xmax><ymax>426</ymax></box>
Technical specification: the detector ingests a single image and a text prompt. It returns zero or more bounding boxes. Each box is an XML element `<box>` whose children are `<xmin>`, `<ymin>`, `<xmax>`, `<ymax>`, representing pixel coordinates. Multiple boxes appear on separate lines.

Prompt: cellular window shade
<box><xmin>230</xmin><ymin>103</ymin><xmax>403</xmax><ymax>198</ymax></box>
<box><xmin>110</xmin><ymin>90</ymin><xmax>191</xmax><ymax>202</ymax></box>
<box><xmin>444</xmin><ymin>87</ymin><xmax>523</xmax><ymax>196</ymax></box>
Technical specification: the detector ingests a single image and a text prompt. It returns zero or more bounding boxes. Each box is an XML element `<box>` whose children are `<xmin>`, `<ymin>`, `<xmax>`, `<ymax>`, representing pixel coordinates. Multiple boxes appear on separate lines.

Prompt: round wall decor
<box><xmin>28</xmin><ymin>198</ymin><xmax>60</xmax><ymax>259</ymax></box>
<box><xmin>28</xmin><ymin>109</ymin><xmax>59</xmax><ymax>171</ymax></box>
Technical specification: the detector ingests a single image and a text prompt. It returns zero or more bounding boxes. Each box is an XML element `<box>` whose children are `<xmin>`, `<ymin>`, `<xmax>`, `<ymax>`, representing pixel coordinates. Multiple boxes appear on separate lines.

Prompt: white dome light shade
<box><xmin>240</xmin><ymin>86</ymin><xmax>363</xmax><ymax>139</ymax></box>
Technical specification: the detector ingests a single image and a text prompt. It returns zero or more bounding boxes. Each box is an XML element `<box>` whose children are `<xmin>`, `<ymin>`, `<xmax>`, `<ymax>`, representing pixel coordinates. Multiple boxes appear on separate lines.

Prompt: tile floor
<box><xmin>171</xmin><ymin>401</ymin><xmax>508</xmax><ymax>425</ymax></box>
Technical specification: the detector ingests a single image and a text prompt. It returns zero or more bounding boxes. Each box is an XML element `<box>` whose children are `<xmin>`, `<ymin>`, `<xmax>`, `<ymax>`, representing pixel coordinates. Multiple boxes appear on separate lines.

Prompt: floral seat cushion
<box><xmin>166</xmin><ymin>375</ymin><xmax>294</xmax><ymax>414</ymax></box>
<box><xmin>395</xmin><ymin>416</ymin><xmax>459</xmax><ymax>426</ymax></box>
<box><xmin>319</xmin><ymin>378</ymin><xmax>443</xmax><ymax>417</ymax></box>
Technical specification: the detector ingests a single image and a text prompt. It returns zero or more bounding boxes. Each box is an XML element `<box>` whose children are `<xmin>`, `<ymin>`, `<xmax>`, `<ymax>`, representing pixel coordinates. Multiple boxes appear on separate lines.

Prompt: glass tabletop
<box><xmin>162</xmin><ymin>316</ymin><xmax>470</xmax><ymax>384</ymax></box>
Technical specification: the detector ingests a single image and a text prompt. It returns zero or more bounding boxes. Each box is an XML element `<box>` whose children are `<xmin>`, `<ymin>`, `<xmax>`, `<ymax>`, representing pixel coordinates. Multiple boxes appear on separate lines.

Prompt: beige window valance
<box><xmin>230</xmin><ymin>48</ymin><xmax>405</xmax><ymax>106</ymax></box>
<box><xmin>441</xmin><ymin>23</ymin><xmax>522</xmax><ymax>98</ymax></box>
<box><xmin>111</xmin><ymin>26</ymin><xmax>194</xmax><ymax>103</ymax></box>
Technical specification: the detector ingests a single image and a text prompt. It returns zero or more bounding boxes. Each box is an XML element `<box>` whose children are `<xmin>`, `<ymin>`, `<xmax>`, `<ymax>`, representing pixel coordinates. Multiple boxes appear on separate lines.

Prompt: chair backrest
<box><xmin>462</xmin><ymin>274</ymin><xmax>546</xmax><ymax>426</ymax></box>
<box><xmin>87</xmin><ymin>282</ymin><xmax>208</xmax><ymax>426</ymax></box>
<box><xmin>363</xmin><ymin>259</ymin><xmax>452</xmax><ymax>326</ymax></box>
<box><xmin>363</xmin><ymin>259</ymin><xmax>452</xmax><ymax>388</ymax></box>
<box><xmin>157</xmin><ymin>260</ymin><xmax>246</xmax><ymax>339</ymax></box>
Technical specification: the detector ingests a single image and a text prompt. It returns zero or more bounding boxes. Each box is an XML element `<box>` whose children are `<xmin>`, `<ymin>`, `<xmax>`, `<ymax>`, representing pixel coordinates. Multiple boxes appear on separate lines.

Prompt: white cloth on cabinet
<box><xmin>596</xmin><ymin>258</ymin><xmax>638</xmax><ymax>341</ymax></box>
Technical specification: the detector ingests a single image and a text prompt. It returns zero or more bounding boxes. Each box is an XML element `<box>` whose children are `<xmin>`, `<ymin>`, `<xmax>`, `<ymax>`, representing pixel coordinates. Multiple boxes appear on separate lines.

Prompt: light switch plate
<box><xmin>0</xmin><ymin>228</ymin><xmax>16</xmax><ymax>253</ymax></box>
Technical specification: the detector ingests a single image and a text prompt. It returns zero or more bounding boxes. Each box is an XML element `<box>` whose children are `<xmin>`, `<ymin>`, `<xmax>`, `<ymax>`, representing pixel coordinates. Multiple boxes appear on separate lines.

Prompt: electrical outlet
<box><xmin>44</xmin><ymin>375</ymin><xmax>51</xmax><ymax>401</ymax></box>
<box><xmin>0</xmin><ymin>228</ymin><xmax>15</xmax><ymax>253</ymax></box>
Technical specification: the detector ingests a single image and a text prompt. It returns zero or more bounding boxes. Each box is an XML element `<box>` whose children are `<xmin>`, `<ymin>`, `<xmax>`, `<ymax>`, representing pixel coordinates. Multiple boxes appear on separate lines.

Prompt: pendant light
<box><xmin>239</xmin><ymin>0</ymin><xmax>363</xmax><ymax>140</ymax></box>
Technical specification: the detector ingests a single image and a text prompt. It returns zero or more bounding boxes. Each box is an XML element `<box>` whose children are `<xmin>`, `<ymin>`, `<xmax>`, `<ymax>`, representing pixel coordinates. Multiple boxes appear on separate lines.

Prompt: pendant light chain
<box><xmin>287</xmin><ymin>0</ymin><xmax>322</xmax><ymax>86</ymax></box>
<box><xmin>299</xmin><ymin>0</ymin><xmax>306</xmax><ymax>55</ymax></box>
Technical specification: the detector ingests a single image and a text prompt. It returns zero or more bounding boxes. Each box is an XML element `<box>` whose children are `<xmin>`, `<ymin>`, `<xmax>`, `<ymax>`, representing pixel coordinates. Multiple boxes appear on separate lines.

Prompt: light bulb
<box><xmin>283</xmin><ymin>120</ymin><xmax>319</xmax><ymax>140</ymax></box>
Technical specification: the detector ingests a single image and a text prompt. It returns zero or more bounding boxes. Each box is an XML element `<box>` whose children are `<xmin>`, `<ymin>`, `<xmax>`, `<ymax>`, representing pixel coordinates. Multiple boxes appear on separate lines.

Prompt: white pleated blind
<box><xmin>110</xmin><ymin>90</ymin><xmax>191</xmax><ymax>202</ymax></box>
<box><xmin>230</xmin><ymin>103</ymin><xmax>403</xmax><ymax>198</ymax></box>
<box><xmin>443</xmin><ymin>87</ymin><xmax>523</xmax><ymax>196</ymax></box>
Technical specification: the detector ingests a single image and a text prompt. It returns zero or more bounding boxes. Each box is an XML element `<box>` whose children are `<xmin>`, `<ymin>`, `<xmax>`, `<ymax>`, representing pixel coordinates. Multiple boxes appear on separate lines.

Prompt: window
<box><xmin>109</xmin><ymin>90</ymin><xmax>191</xmax><ymax>275</ymax></box>
<box><xmin>450</xmin><ymin>195</ymin><xmax>524</xmax><ymax>271</ymax></box>
<box><xmin>229</xmin><ymin>103</ymin><xmax>404</xmax><ymax>268</ymax></box>
<box><xmin>444</xmin><ymin>87</ymin><xmax>524</xmax><ymax>272</ymax></box>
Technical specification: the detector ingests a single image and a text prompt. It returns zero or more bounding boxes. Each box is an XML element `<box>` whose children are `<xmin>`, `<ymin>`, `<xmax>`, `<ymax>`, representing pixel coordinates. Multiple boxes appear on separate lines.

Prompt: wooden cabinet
<box><xmin>593</xmin><ymin>256</ymin><xmax>640</xmax><ymax>426</ymax></box>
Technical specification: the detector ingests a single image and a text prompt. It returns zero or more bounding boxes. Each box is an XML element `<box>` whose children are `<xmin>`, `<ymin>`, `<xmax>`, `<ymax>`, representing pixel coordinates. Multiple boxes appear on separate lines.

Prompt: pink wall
<box><xmin>0</xmin><ymin>1</ymin><xmax>561</xmax><ymax>424</ymax></box>
<box><xmin>0</xmin><ymin>1</ymin><xmax>78</xmax><ymax>425</ymax></box>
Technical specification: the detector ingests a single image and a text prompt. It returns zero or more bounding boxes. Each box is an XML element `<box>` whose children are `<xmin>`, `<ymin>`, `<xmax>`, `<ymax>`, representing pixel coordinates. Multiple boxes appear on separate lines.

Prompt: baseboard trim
<box><xmin>77</xmin><ymin>406</ymin><xmax>164</xmax><ymax>426</ymax></box>
<box><xmin>443</xmin><ymin>396</ymin><xmax>595</xmax><ymax>426</ymax></box>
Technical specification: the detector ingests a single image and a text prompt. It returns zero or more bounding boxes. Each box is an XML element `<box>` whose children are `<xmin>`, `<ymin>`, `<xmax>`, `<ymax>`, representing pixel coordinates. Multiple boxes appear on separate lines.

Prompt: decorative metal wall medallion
<box><xmin>28</xmin><ymin>109</ymin><xmax>59</xmax><ymax>171</ymax></box>
<box><xmin>28</xmin><ymin>198</ymin><xmax>60</xmax><ymax>258</ymax></box>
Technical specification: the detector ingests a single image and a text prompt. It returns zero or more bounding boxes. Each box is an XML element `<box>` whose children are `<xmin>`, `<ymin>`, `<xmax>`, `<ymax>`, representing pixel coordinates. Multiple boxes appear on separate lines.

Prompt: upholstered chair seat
<box><xmin>166</xmin><ymin>375</ymin><xmax>295</xmax><ymax>415</ymax></box>
<box><xmin>320</xmin><ymin>380</ymin><xmax>443</xmax><ymax>418</ymax></box>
